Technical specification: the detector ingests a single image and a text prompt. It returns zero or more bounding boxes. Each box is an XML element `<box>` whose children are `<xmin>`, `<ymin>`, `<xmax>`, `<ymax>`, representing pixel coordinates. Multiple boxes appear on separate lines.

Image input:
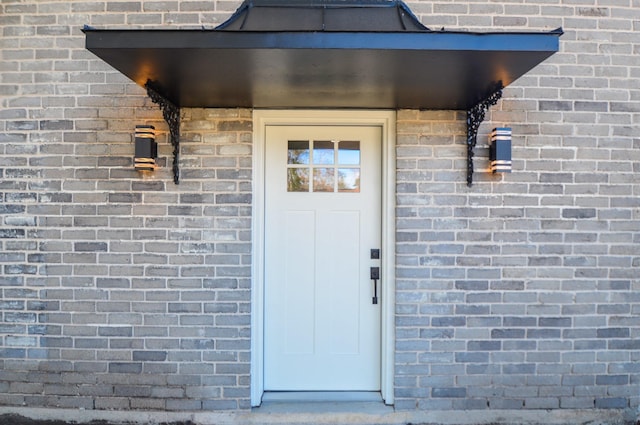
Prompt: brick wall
<box><xmin>395</xmin><ymin>107</ymin><xmax>639</xmax><ymax>410</ymax></box>
<box><xmin>1</xmin><ymin>0</ymin><xmax>253</xmax><ymax>411</ymax></box>
<box><xmin>392</xmin><ymin>0</ymin><xmax>639</xmax><ymax>411</ymax></box>
<box><xmin>1</xmin><ymin>0</ymin><xmax>639</xmax><ymax>413</ymax></box>
<box><xmin>394</xmin><ymin>0</ymin><xmax>640</xmax><ymax>407</ymax></box>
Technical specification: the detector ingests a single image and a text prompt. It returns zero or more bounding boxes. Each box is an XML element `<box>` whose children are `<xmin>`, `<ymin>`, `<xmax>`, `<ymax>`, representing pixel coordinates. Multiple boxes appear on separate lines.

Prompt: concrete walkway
<box><xmin>1</xmin><ymin>406</ymin><xmax>637</xmax><ymax>425</ymax></box>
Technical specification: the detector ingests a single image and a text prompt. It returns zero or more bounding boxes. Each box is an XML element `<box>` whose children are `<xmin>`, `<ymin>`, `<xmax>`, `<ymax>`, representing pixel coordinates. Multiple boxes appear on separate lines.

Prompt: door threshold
<box><xmin>262</xmin><ymin>391</ymin><xmax>382</xmax><ymax>403</ymax></box>
<box><xmin>254</xmin><ymin>391</ymin><xmax>392</xmax><ymax>414</ymax></box>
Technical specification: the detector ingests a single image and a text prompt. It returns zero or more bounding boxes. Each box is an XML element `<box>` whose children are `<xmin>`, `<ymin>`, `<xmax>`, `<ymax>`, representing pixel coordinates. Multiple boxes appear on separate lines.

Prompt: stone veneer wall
<box><xmin>1</xmin><ymin>0</ymin><xmax>639</xmax><ymax>413</ymax></box>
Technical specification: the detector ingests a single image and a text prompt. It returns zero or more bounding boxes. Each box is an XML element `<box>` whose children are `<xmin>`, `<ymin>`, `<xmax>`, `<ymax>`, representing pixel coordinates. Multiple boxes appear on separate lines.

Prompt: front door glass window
<box><xmin>287</xmin><ymin>140</ymin><xmax>361</xmax><ymax>193</ymax></box>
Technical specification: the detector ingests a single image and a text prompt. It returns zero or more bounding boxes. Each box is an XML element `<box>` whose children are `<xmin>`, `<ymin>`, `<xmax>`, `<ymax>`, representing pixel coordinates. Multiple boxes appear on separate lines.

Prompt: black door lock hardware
<box><xmin>370</xmin><ymin>267</ymin><xmax>380</xmax><ymax>304</ymax></box>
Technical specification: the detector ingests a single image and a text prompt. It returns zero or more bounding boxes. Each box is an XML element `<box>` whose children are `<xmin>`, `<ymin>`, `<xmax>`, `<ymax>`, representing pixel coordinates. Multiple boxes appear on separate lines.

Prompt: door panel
<box><xmin>283</xmin><ymin>210</ymin><xmax>315</xmax><ymax>355</ymax></box>
<box><xmin>264</xmin><ymin>125</ymin><xmax>382</xmax><ymax>391</ymax></box>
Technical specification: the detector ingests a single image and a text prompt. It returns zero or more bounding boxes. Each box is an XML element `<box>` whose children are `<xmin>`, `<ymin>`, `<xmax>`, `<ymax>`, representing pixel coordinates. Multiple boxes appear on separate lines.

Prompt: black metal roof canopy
<box><xmin>83</xmin><ymin>0</ymin><xmax>562</xmax><ymax>110</ymax></box>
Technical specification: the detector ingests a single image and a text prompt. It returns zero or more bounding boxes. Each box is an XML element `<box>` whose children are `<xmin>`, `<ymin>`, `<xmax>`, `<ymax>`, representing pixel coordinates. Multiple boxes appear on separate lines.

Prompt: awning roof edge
<box><xmin>82</xmin><ymin>0</ymin><xmax>561</xmax><ymax>110</ymax></box>
<box><xmin>84</xmin><ymin>27</ymin><xmax>561</xmax><ymax>110</ymax></box>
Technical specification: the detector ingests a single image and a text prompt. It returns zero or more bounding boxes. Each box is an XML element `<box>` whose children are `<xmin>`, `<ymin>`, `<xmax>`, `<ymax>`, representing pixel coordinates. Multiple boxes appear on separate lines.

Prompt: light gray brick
<box><xmin>1</xmin><ymin>0</ymin><xmax>640</xmax><ymax>415</ymax></box>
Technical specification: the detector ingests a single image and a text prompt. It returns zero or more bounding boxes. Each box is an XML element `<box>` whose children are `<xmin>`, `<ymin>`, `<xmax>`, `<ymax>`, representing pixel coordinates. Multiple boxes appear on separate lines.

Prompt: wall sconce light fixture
<box><xmin>134</xmin><ymin>125</ymin><xmax>158</xmax><ymax>171</ymax></box>
<box><xmin>490</xmin><ymin>127</ymin><xmax>512</xmax><ymax>173</ymax></box>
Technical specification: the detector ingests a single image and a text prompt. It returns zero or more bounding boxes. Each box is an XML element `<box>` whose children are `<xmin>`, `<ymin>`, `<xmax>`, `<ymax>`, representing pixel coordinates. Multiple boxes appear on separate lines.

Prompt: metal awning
<box><xmin>83</xmin><ymin>0</ymin><xmax>562</xmax><ymax>110</ymax></box>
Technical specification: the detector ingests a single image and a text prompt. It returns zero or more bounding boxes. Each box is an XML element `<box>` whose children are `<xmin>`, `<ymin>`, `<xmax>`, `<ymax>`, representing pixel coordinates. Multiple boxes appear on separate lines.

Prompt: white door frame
<box><xmin>251</xmin><ymin>110</ymin><xmax>396</xmax><ymax>406</ymax></box>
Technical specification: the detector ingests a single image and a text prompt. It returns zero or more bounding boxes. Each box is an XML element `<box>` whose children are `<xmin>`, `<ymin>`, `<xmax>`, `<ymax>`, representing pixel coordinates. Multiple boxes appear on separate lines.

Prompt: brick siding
<box><xmin>1</xmin><ymin>0</ymin><xmax>639</xmax><ymax>413</ymax></box>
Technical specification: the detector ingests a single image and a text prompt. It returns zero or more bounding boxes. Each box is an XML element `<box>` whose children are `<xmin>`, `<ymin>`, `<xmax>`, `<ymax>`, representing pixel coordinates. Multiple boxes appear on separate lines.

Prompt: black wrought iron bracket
<box><xmin>145</xmin><ymin>80</ymin><xmax>180</xmax><ymax>184</ymax></box>
<box><xmin>466</xmin><ymin>82</ymin><xmax>503</xmax><ymax>187</ymax></box>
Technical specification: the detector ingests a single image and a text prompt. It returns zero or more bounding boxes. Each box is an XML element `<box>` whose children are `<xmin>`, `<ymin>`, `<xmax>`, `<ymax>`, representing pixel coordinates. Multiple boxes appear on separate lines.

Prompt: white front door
<box><xmin>264</xmin><ymin>125</ymin><xmax>382</xmax><ymax>391</ymax></box>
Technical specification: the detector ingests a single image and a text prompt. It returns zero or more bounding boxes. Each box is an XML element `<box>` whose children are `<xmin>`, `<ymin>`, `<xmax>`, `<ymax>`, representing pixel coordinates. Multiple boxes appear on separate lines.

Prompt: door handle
<box><xmin>370</xmin><ymin>267</ymin><xmax>380</xmax><ymax>304</ymax></box>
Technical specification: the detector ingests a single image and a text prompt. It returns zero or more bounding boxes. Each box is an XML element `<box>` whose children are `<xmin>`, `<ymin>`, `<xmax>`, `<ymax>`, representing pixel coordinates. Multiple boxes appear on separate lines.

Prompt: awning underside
<box><xmin>84</xmin><ymin>0</ymin><xmax>561</xmax><ymax>110</ymax></box>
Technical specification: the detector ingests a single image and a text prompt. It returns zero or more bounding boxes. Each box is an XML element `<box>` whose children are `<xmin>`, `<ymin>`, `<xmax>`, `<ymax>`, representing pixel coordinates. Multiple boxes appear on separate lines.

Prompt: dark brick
<box><xmin>5</xmin><ymin>288</ymin><xmax>37</xmax><ymax>298</ymax></box>
<box><xmin>491</xmin><ymin>280</ymin><xmax>524</xmax><ymax>290</ymax></box>
<box><xmin>574</xmin><ymin>340</ymin><xmax>606</xmax><ymax>350</ymax></box>
<box><xmin>98</xmin><ymin>327</ymin><xmax>133</xmax><ymax>337</ymax></box>
<box><xmin>7</xmin><ymin>121</ymin><xmax>38</xmax><ymax>131</ymax></box>
<box><xmin>180</xmin><ymin>339</ymin><xmax>214</xmax><ymax>350</ymax></box>
<box><xmin>432</xmin><ymin>387</ymin><xmax>466</xmax><ymax>398</ymax></box>
<box><xmin>608</xmin><ymin>339</ymin><xmax>640</xmax><ymax>350</ymax></box>
<box><xmin>168</xmin><ymin>303</ymin><xmax>201</xmax><ymax>313</ymax></box>
<box><xmin>527</xmin><ymin>329</ymin><xmax>561</xmax><ymax>339</ymax></box>
<box><xmin>26</xmin><ymin>301</ymin><xmax>59</xmax><ymax>311</ymax></box>
<box><xmin>562</xmin><ymin>208</ymin><xmax>596</xmax><ymax>219</ymax></box>
<box><xmin>503</xmin><ymin>364</ymin><xmax>535</xmax><ymax>374</ymax></box>
<box><xmin>528</xmin><ymin>256</ymin><xmax>562</xmax><ymax>266</ymax></box>
<box><xmin>108</xmin><ymin>193</ymin><xmax>142</xmax><ymax>203</ymax></box>
<box><xmin>0</xmin><ymin>229</ymin><xmax>25</xmax><ymax>239</ymax></box>
<box><xmin>539</xmin><ymin>100</ymin><xmax>572</xmax><ymax>111</ymax></box>
<box><xmin>504</xmin><ymin>317</ymin><xmax>536</xmax><ymax>327</ymax></box>
<box><xmin>0</xmin><ymin>348</ymin><xmax>26</xmax><ymax>358</ymax></box>
<box><xmin>432</xmin><ymin>317</ymin><xmax>466</xmax><ymax>327</ymax></box>
<box><xmin>106</xmin><ymin>2</ymin><xmax>141</xmax><ymax>12</ymax></box>
<box><xmin>0</xmin><ymin>205</ymin><xmax>25</xmax><ymax>214</ymax></box>
<box><xmin>574</xmin><ymin>101</ymin><xmax>608</xmax><ymax>112</ymax></box>
<box><xmin>108</xmin><ymin>363</ymin><xmax>142</xmax><ymax>374</ymax></box>
<box><xmin>468</xmin><ymin>340</ymin><xmax>501</xmax><ymax>351</ymax></box>
<box><xmin>5</xmin><ymin>192</ymin><xmax>37</xmax><ymax>203</ymax></box>
<box><xmin>75</xmin><ymin>338</ymin><xmax>108</xmax><ymax>349</ymax></box>
<box><xmin>0</xmin><ymin>300</ymin><xmax>24</xmax><ymax>310</ymax></box>
<box><xmin>98</xmin><ymin>156</ymin><xmax>131</xmax><ymax>167</ymax></box>
<box><xmin>539</xmin><ymin>317</ymin><xmax>572</xmax><ymax>327</ymax></box>
<box><xmin>131</xmin><ymin>181</ymin><xmax>165</xmax><ymax>191</ymax></box>
<box><xmin>597</xmin><ymin>328</ymin><xmax>629</xmax><ymax>338</ymax></box>
<box><xmin>597</xmin><ymin>280</ymin><xmax>630</xmax><ymax>290</ymax></box>
<box><xmin>74</xmin><ymin>242</ymin><xmax>107</xmax><ymax>252</ymax></box>
<box><xmin>29</xmin><ymin>325</ymin><xmax>61</xmax><ymax>335</ymax></box>
<box><xmin>4</xmin><ymin>264</ymin><xmax>36</xmax><ymax>274</ymax></box>
<box><xmin>180</xmin><ymin>194</ymin><xmax>216</xmax><ymax>204</ymax></box>
<box><xmin>597</xmin><ymin>304</ymin><xmax>630</xmax><ymax>314</ymax></box>
<box><xmin>397</xmin><ymin>232</ymin><xmax>418</xmax><ymax>242</ymax></box>
<box><xmin>455</xmin><ymin>304</ymin><xmax>490</xmax><ymax>315</ymax></box>
<box><xmin>455</xmin><ymin>352</ymin><xmax>489</xmax><ymax>363</ymax></box>
<box><xmin>595</xmin><ymin>398</ymin><xmax>628</xmax><ymax>409</ymax></box>
<box><xmin>40</xmin><ymin>337</ymin><xmax>73</xmax><ymax>348</ymax></box>
<box><xmin>114</xmin><ymin>385</ymin><xmax>151</xmax><ymax>397</ymax></box>
<box><xmin>491</xmin><ymin>329</ymin><xmax>525</xmax><ymax>339</ymax></box>
<box><xmin>218</xmin><ymin>120</ymin><xmax>251</xmax><ymax>131</ymax></box>
<box><xmin>563</xmin><ymin>329</ymin><xmax>596</xmax><ymax>339</ymax></box>
<box><xmin>455</xmin><ymin>280</ymin><xmax>488</xmax><ymax>290</ymax></box>
<box><xmin>420</xmin><ymin>328</ymin><xmax>454</xmax><ymax>339</ymax></box>
<box><xmin>40</xmin><ymin>120</ymin><xmax>73</xmax><ymax>130</ymax></box>
<box><xmin>4</xmin><ymin>312</ymin><xmax>35</xmax><ymax>323</ymax></box>
<box><xmin>611</xmin><ymin>102</ymin><xmax>640</xmax><ymax>113</ymax></box>
<box><xmin>27</xmin><ymin>253</ymin><xmax>58</xmax><ymax>263</ymax></box>
<box><xmin>216</xmin><ymin>194</ymin><xmax>251</xmax><ymax>204</ymax></box>
<box><xmin>596</xmin><ymin>375</ymin><xmax>628</xmax><ymax>385</ymax></box>
<box><xmin>40</xmin><ymin>193</ymin><xmax>72</xmax><ymax>203</ymax></box>
<box><xmin>540</xmin><ymin>173</ymin><xmax>573</xmax><ymax>183</ymax></box>
<box><xmin>133</xmin><ymin>351</ymin><xmax>167</xmax><ymax>361</ymax></box>
<box><xmin>168</xmin><ymin>206</ymin><xmax>201</xmax><ymax>216</ymax></box>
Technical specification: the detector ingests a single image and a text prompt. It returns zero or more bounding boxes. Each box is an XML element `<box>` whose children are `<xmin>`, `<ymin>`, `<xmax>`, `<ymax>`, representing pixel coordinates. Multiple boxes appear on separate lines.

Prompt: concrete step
<box><xmin>1</xmin><ymin>406</ymin><xmax>635</xmax><ymax>425</ymax></box>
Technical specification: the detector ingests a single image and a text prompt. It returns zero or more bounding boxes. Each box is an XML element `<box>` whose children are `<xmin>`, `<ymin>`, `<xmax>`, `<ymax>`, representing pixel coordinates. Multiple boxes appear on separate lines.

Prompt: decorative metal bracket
<box><xmin>145</xmin><ymin>80</ymin><xmax>180</xmax><ymax>184</ymax></box>
<box><xmin>466</xmin><ymin>82</ymin><xmax>503</xmax><ymax>187</ymax></box>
